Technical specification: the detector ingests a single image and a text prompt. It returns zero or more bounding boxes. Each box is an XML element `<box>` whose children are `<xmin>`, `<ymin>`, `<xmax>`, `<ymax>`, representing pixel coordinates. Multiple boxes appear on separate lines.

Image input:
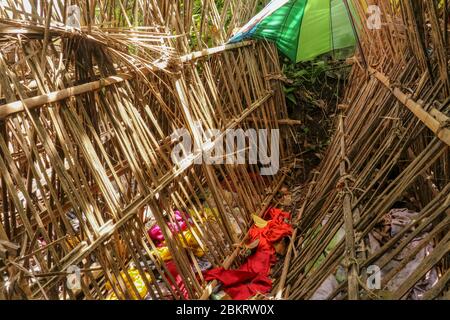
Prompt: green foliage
<box><xmin>282</xmin><ymin>56</ymin><xmax>350</xmax><ymax>108</ymax></box>
<box><xmin>281</xmin><ymin>56</ymin><xmax>350</xmax><ymax>162</ymax></box>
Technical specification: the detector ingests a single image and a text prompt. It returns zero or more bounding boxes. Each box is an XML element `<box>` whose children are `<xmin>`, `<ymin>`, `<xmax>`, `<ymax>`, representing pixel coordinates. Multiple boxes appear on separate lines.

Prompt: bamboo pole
<box><xmin>0</xmin><ymin>41</ymin><xmax>254</xmax><ymax>120</ymax></box>
<box><xmin>369</xmin><ymin>67</ymin><xmax>450</xmax><ymax>147</ymax></box>
<box><xmin>338</xmin><ymin>115</ymin><xmax>359</xmax><ymax>300</ymax></box>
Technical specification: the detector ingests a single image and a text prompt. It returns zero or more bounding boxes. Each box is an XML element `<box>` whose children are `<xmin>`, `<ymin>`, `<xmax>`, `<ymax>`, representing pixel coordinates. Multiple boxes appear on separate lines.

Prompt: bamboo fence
<box><xmin>276</xmin><ymin>0</ymin><xmax>450</xmax><ymax>300</ymax></box>
<box><xmin>0</xmin><ymin>0</ymin><xmax>293</xmax><ymax>300</ymax></box>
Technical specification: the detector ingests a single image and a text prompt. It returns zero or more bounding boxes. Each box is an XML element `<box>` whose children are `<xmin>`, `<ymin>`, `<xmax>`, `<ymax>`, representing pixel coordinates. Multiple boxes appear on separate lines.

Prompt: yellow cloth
<box><xmin>180</xmin><ymin>230</ymin><xmax>205</xmax><ymax>258</ymax></box>
<box><xmin>105</xmin><ymin>268</ymin><xmax>152</xmax><ymax>300</ymax></box>
<box><xmin>151</xmin><ymin>230</ymin><xmax>205</xmax><ymax>261</ymax></box>
<box><xmin>152</xmin><ymin>246</ymin><xmax>172</xmax><ymax>261</ymax></box>
<box><xmin>190</xmin><ymin>208</ymin><xmax>219</xmax><ymax>222</ymax></box>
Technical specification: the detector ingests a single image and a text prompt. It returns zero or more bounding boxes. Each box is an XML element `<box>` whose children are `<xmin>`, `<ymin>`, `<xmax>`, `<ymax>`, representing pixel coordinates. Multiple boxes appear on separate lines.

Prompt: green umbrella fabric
<box><xmin>230</xmin><ymin>0</ymin><xmax>358</xmax><ymax>62</ymax></box>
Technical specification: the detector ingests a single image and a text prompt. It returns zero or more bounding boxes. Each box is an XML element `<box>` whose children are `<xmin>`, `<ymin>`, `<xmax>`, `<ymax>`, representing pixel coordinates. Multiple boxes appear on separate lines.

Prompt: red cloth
<box><xmin>166</xmin><ymin>261</ymin><xmax>190</xmax><ymax>299</ymax></box>
<box><xmin>250</xmin><ymin>208</ymin><xmax>292</xmax><ymax>253</ymax></box>
<box><xmin>204</xmin><ymin>208</ymin><xmax>292</xmax><ymax>300</ymax></box>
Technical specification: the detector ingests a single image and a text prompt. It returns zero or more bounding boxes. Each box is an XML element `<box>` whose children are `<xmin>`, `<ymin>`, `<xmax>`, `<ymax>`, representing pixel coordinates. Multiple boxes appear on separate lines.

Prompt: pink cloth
<box><xmin>148</xmin><ymin>211</ymin><xmax>189</xmax><ymax>245</ymax></box>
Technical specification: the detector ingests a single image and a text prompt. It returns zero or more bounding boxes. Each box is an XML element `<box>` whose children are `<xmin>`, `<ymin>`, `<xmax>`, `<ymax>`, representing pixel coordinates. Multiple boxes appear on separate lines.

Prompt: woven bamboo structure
<box><xmin>276</xmin><ymin>0</ymin><xmax>450</xmax><ymax>300</ymax></box>
<box><xmin>0</xmin><ymin>1</ymin><xmax>293</xmax><ymax>300</ymax></box>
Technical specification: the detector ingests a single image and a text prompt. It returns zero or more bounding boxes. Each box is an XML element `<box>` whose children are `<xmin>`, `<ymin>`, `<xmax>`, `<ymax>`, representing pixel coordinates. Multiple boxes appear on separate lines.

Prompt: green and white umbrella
<box><xmin>230</xmin><ymin>0</ymin><xmax>358</xmax><ymax>63</ymax></box>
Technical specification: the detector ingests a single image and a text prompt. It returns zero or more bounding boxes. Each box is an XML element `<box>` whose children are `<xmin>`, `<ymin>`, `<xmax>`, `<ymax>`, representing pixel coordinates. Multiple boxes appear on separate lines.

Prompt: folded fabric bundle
<box><xmin>166</xmin><ymin>260</ymin><xmax>190</xmax><ymax>299</ymax></box>
<box><xmin>205</xmin><ymin>208</ymin><xmax>292</xmax><ymax>300</ymax></box>
<box><xmin>148</xmin><ymin>211</ymin><xmax>189</xmax><ymax>245</ymax></box>
<box><xmin>106</xmin><ymin>268</ymin><xmax>152</xmax><ymax>300</ymax></box>
<box><xmin>151</xmin><ymin>230</ymin><xmax>205</xmax><ymax>261</ymax></box>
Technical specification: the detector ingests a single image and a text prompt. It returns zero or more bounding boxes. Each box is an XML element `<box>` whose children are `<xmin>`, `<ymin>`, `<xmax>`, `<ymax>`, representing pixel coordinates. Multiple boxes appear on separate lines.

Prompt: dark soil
<box><xmin>282</xmin><ymin>58</ymin><xmax>351</xmax><ymax>184</ymax></box>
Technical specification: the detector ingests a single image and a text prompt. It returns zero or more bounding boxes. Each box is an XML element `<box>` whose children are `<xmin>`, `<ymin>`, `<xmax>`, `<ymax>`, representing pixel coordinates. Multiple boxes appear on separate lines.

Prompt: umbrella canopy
<box><xmin>230</xmin><ymin>0</ymin><xmax>358</xmax><ymax>62</ymax></box>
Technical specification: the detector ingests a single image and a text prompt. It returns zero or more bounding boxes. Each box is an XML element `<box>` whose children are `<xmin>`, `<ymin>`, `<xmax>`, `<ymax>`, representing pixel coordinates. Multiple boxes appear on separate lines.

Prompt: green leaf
<box><xmin>294</xmin><ymin>69</ymin><xmax>308</xmax><ymax>78</ymax></box>
<box><xmin>283</xmin><ymin>87</ymin><xmax>296</xmax><ymax>94</ymax></box>
<box><xmin>286</xmin><ymin>93</ymin><xmax>297</xmax><ymax>105</ymax></box>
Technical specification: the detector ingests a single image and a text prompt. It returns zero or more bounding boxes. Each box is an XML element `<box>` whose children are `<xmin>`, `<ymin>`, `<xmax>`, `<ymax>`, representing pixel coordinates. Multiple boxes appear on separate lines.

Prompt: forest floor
<box><xmin>265</xmin><ymin>58</ymin><xmax>351</xmax><ymax>296</ymax></box>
